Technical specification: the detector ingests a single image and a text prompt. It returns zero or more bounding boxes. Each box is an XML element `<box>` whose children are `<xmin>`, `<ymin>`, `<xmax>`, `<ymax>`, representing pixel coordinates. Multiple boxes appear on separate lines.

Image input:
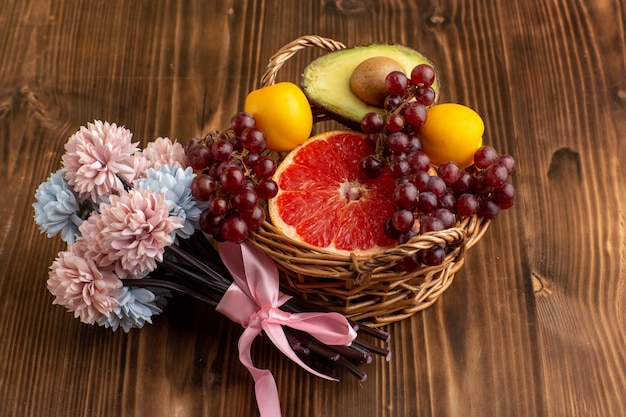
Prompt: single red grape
<box><xmin>437</xmin><ymin>161</ymin><xmax>462</xmax><ymax>185</ymax></box>
<box><xmin>410</xmin><ymin>64</ymin><xmax>436</xmax><ymax>88</ymax></box>
<box><xmin>361</xmin><ymin>112</ymin><xmax>385</xmax><ymax>134</ymax></box>
<box><xmin>190</xmin><ymin>174</ymin><xmax>216</xmax><ymax>201</ymax></box>
<box><xmin>474</xmin><ymin>145</ymin><xmax>498</xmax><ymax>169</ymax></box>
<box><xmin>393</xmin><ymin>182</ymin><xmax>419</xmax><ymax>210</ymax></box>
<box><xmin>231</xmin><ymin>112</ymin><xmax>256</xmax><ymax>136</ymax></box>
<box><xmin>392</xmin><ymin>209</ymin><xmax>415</xmax><ymax>232</ymax></box>
<box><xmin>456</xmin><ymin>193</ymin><xmax>479</xmax><ymax>217</ymax></box>
<box><xmin>256</xmin><ymin>178</ymin><xmax>279</xmax><ymax>199</ymax></box>
<box><xmin>218</xmin><ymin>167</ymin><xmax>245</xmax><ymax>193</ymax></box>
<box><xmin>360</xmin><ymin>155</ymin><xmax>384</xmax><ymax>178</ymax></box>
<box><xmin>419</xmin><ymin>216</ymin><xmax>445</xmax><ymax>234</ymax></box>
<box><xmin>385</xmin><ymin>71</ymin><xmax>408</xmax><ymax>95</ymax></box>
<box><xmin>221</xmin><ymin>216</ymin><xmax>249</xmax><ymax>243</ymax></box>
<box><xmin>403</xmin><ymin>102</ymin><xmax>427</xmax><ymax>127</ymax></box>
<box><xmin>239</xmin><ymin>127</ymin><xmax>266</xmax><ymax>153</ymax></box>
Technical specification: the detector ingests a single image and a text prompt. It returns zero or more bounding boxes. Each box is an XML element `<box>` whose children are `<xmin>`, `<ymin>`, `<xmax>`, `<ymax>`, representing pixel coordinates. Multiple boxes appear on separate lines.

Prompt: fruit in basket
<box><xmin>345</xmin><ymin>83</ymin><xmax>516</xmax><ymax>269</ymax></box>
<box><xmin>187</xmin><ymin>112</ymin><xmax>282</xmax><ymax>243</ymax></box>
<box><xmin>268</xmin><ymin>130</ymin><xmax>397</xmax><ymax>255</ymax></box>
<box><xmin>418</xmin><ymin>103</ymin><xmax>484</xmax><ymax>168</ymax></box>
<box><xmin>302</xmin><ymin>44</ymin><xmax>439</xmax><ymax>128</ymax></box>
<box><xmin>244</xmin><ymin>82</ymin><xmax>313</xmax><ymax>152</ymax></box>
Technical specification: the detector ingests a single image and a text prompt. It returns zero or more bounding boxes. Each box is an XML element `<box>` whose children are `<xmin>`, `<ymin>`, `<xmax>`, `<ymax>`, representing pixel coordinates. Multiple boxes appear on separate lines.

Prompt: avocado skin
<box><xmin>301</xmin><ymin>43</ymin><xmax>439</xmax><ymax>129</ymax></box>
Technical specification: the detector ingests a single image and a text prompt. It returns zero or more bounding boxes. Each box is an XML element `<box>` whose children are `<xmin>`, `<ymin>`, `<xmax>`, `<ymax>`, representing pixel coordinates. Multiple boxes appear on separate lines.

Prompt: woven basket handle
<box><xmin>260</xmin><ymin>35</ymin><xmax>346</xmax><ymax>87</ymax></box>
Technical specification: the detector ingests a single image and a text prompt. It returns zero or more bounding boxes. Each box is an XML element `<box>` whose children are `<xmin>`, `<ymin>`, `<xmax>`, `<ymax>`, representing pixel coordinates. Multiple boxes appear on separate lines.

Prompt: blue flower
<box><xmin>33</xmin><ymin>170</ymin><xmax>83</xmax><ymax>244</ymax></box>
<box><xmin>135</xmin><ymin>165</ymin><xmax>207</xmax><ymax>239</ymax></box>
<box><xmin>97</xmin><ymin>287</ymin><xmax>169</xmax><ymax>332</ymax></box>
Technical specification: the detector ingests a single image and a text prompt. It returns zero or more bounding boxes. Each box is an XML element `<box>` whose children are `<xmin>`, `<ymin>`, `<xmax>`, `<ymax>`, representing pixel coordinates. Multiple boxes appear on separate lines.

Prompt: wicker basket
<box><xmin>247</xmin><ymin>35</ymin><xmax>491</xmax><ymax>326</ymax></box>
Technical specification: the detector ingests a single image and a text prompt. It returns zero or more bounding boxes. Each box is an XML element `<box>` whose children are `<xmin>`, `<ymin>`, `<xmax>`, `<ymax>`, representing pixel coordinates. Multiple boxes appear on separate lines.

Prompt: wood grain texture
<box><xmin>1</xmin><ymin>0</ymin><xmax>625</xmax><ymax>416</ymax></box>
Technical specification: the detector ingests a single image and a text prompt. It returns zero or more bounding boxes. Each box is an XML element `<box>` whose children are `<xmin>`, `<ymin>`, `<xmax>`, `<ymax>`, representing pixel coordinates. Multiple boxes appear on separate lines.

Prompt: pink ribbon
<box><xmin>216</xmin><ymin>241</ymin><xmax>357</xmax><ymax>417</ymax></box>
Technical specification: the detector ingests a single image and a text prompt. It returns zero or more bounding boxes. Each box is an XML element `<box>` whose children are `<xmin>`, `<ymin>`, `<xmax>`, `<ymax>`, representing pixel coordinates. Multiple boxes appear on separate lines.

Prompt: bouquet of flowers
<box><xmin>33</xmin><ymin>120</ymin><xmax>390</xmax><ymax>417</ymax></box>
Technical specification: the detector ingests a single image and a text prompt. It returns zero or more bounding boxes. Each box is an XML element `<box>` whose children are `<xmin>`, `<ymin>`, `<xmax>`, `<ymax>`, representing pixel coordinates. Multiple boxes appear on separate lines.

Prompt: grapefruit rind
<box><xmin>268</xmin><ymin>130</ymin><xmax>397</xmax><ymax>256</ymax></box>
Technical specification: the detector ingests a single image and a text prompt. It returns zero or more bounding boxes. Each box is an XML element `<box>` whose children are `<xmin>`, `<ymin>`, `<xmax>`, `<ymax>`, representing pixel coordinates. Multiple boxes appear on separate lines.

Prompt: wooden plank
<box><xmin>1</xmin><ymin>0</ymin><xmax>625</xmax><ymax>416</ymax></box>
<box><xmin>502</xmin><ymin>1</ymin><xmax>626</xmax><ymax>415</ymax></box>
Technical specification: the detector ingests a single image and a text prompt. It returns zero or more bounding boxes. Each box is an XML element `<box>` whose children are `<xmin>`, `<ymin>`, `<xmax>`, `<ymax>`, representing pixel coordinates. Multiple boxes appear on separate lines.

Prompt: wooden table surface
<box><xmin>2</xmin><ymin>1</ymin><xmax>625</xmax><ymax>416</ymax></box>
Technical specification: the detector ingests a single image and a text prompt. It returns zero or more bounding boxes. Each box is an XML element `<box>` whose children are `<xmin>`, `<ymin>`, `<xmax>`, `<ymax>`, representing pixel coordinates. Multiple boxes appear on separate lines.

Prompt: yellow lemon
<box><xmin>244</xmin><ymin>82</ymin><xmax>313</xmax><ymax>152</ymax></box>
<box><xmin>418</xmin><ymin>103</ymin><xmax>484</xmax><ymax>168</ymax></box>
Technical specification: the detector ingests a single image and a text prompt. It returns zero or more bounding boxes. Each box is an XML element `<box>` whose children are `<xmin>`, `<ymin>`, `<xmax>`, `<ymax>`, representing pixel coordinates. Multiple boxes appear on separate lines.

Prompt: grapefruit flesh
<box><xmin>269</xmin><ymin>130</ymin><xmax>397</xmax><ymax>255</ymax></box>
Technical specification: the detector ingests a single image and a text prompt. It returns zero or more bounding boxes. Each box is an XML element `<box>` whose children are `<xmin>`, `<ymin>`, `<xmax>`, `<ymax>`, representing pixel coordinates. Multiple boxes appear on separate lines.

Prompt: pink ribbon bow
<box><xmin>216</xmin><ymin>241</ymin><xmax>357</xmax><ymax>417</ymax></box>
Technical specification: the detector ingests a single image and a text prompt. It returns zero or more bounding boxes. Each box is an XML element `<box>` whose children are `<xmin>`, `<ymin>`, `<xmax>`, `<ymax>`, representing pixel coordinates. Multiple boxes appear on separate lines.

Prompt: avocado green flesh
<box><xmin>302</xmin><ymin>44</ymin><xmax>439</xmax><ymax>128</ymax></box>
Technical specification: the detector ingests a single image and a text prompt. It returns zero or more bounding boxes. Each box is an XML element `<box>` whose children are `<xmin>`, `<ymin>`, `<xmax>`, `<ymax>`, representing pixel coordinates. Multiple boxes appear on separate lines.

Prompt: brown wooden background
<box><xmin>1</xmin><ymin>1</ymin><xmax>625</xmax><ymax>416</ymax></box>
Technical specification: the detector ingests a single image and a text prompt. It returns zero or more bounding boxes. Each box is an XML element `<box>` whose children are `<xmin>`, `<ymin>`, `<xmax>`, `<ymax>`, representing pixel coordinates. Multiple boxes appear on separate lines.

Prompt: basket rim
<box><xmin>250</xmin><ymin>212</ymin><xmax>488</xmax><ymax>261</ymax></box>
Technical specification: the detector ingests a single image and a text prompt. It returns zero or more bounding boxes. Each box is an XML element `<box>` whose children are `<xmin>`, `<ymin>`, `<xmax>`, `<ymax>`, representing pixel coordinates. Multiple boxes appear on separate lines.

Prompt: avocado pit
<box><xmin>349</xmin><ymin>56</ymin><xmax>403</xmax><ymax>107</ymax></box>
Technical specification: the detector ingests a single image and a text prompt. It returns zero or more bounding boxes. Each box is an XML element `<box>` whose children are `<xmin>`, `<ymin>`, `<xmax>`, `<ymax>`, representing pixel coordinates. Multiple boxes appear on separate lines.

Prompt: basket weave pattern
<box><xmin>248</xmin><ymin>35</ymin><xmax>491</xmax><ymax>325</ymax></box>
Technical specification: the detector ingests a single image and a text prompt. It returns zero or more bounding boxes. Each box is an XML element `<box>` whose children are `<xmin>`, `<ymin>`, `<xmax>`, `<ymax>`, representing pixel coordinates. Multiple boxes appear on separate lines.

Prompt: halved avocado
<box><xmin>302</xmin><ymin>43</ymin><xmax>439</xmax><ymax>129</ymax></box>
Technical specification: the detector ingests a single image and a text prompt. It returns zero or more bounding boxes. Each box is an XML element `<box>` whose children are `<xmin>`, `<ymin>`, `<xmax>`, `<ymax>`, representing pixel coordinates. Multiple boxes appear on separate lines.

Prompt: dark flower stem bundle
<box><xmin>131</xmin><ymin>230</ymin><xmax>391</xmax><ymax>382</ymax></box>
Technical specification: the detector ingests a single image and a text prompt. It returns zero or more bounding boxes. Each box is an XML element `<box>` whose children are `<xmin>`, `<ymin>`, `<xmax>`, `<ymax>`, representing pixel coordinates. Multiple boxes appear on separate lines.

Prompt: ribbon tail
<box><xmin>263</xmin><ymin>322</ymin><xmax>339</xmax><ymax>382</ymax></box>
<box><xmin>238</xmin><ymin>327</ymin><xmax>282</xmax><ymax>417</ymax></box>
<box><xmin>253</xmin><ymin>370</ymin><xmax>281</xmax><ymax>417</ymax></box>
<box><xmin>283</xmin><ymin>311</ymin><xmax>357</xmax><ymax>346</ymax></box>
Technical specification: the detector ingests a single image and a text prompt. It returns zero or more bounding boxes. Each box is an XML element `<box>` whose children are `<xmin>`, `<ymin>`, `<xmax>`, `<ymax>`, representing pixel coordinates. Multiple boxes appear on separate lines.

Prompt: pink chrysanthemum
<box><xmin>62</xmin><ymin>120</ymin><xmax>139</xmax><ymax>201</ymax></box>
<box><xmin>47</xmin><ymin>239</ymin><xmax>123</xmax><ymax>325</ymax></box>
<box><xmin>85</xmin><ymin>188</ymin><xmax>183</xmax><ymax>277</ymax></box>
<box><xmin>129</xmin><ymin>153</ymin><xmax>150</xmax><ymax>184</ymax></box>
<box><xmin>78</xmin><ymin>210</ymin><xmax>117</xmax><ymax>271</ymax></box>
<box><xmin>141</xmin><ymin>137</ymin><xmax>187</xmax><ymax>171</ymax></box>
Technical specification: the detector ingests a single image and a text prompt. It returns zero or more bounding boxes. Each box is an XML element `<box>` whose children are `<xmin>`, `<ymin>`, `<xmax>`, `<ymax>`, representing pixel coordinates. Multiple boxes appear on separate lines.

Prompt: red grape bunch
<box><xmin>394</xmin><ymin>145</ymin><xmax>516</xmax><ymax>272</ymax></box>
<box><xmin>184</xmin><ymin>112</ymin><xmax>279</xmax><ymax>243</ymax></box>
<box><xmin>355</xmin><ymin>64</ymin><xmax>516</xmax><ymax>270</ymax></box>
<box><xmin>359</xmin><ymin>63</ymin><xmax>437</xmax><ymax>180</ymax></box>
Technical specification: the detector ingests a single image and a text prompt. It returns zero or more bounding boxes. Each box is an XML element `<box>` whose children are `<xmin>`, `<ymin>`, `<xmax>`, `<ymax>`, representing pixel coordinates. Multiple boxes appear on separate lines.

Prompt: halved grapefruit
<box><xmin>268</xmin><ymin>130</ymin><xmax>397</xmax><ymax>256</ymax></box>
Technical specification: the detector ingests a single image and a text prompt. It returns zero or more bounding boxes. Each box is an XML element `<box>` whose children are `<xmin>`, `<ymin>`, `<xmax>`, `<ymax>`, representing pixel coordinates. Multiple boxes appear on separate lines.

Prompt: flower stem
<box><xmin>135</xmin><ymin>230</ymin><xmax>390</xmax><ymax>382</ymax></box>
